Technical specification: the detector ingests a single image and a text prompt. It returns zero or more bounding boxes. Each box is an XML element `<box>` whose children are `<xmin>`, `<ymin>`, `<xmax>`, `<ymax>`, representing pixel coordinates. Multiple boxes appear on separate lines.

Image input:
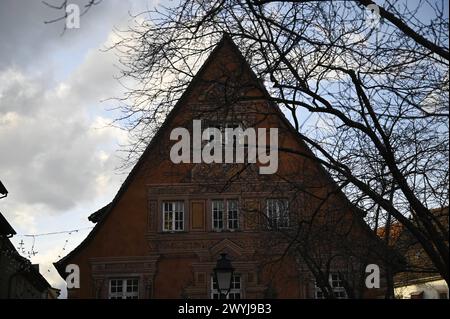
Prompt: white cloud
<box><xmin>0</xmin><ymin>27</ymin><xmax>128</xmax><ymax>255</ymax></box>
<box><xmin>0</xmin><ymin>16</ymin><xmax>133</xmax><ymax>208</ymax></box>
<box><xmin>0</xmin><ymin>0</ymin><xmax>158</xmax><ymax>297</ymax></box>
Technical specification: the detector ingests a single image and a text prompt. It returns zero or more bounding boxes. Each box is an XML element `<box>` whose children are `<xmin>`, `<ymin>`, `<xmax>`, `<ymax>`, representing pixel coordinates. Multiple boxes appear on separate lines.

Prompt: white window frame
<box><xmin>212</xmin><ymin>199</ymin><xmax>239</xmax><ymax>231</ymax></box>
<box><xmin>266</xmin><ymin>199</ymin><xmax>289</xmax><ymax>229</ymax></box>
<box><xmin>227</xmin><ymin>199</ymin><xmax>239</xmax><ymax>230</ymax></box>
<box><xmin>163</xmin><ymin>201</ymin><xmax>184</xmax><ymax>232</ymax></box>
<box><xmin>211</xmin><ymin>274</ymin><xmax>242</xmax><ymax>299</ymax></box>
<box><xmin>109</xmin><ymin>278</ymin><xmax>139</xmax><ymax>299</ymax></box>
<box><xmin>314</xmin><ymin>273</ymin><xmax>347</xmax><ymax>299</ymax></box>
<box><xmin>212</xmin><ymin>200</ymin><xmax>225</xmax><ymax>231</ymax></box>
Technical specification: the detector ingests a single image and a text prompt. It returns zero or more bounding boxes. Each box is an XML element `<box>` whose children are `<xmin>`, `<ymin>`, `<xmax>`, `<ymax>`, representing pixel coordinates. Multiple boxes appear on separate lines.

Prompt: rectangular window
<box><xmin>266</xmin><ymin>199</ymin><xmax>289</xmax><ymax>229</ymax></box>
<box><xmin>212</xmin><ymin>199</ymin><xmax>239</xmax><ymax>231</ymax></box>
<box><xmin>227</xmin><ymin>199</ymin><xmax>239</xmax><ymax>230</ymax></box>
<box><xmin>205</xmin><ymin>123</ymin><xmax>241</xmax><ymax>147</ymax></box>
<box><xmin>224</xmin><ymin>123</ymin><xmax>240</xmax><ymax>147</ymax></box>
<box><xmin>212</xmin><ymin>200</ymin><xmax>224</xmax><ymax>230</ymax></box>
<box><xmin>314</xmin><ymin>273</ymin><xmax>347</xmax><ymax>299</ymax></box>
<box><xmin>211</xmin><ymin>274</ymin><xmax>241</xmax><ymax>299</ymax></box>
<box><xmin>163</xmin><ymin>201</ymin><xmax>184</xmax><ymax>231</ymax></box>
<box><xmin>109</xmin><ymin>278</ymin><xmax>139</xmax><ymax>299</ymax></box>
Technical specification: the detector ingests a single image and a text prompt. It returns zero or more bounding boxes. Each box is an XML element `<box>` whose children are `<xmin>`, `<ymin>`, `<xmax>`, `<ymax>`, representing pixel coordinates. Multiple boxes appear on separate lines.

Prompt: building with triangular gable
<box><xmin>55</xmin><ymin>35</ymin><xmax>391</xmax><ymax>299</ymax></box>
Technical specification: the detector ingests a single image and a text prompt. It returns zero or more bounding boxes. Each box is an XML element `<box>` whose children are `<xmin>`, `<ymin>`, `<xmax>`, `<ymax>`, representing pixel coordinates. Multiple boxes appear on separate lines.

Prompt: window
<box><xmin>410</xmin><ymin>291</ymin><xmax>424</xmax><ymax>299</ymax></box>
<box><xmin>223</xmin><ymin>123</ymin><xmax>240</xmax><ymax>147</ymax></box>
<box><xmin>212</xmin><ymin>199</ymin><xmax>239</xmax><ymax>231</ymax></box>
<box><xmin>205</xmin><ymin>122</ymin><xmax>255</xmax><ymax>164</ymax></box>
<box><xmin>227</xmin><ymin>200</ymin><xmax>239</xmax><ymax>230</ymax></box>
<box><xmin>211</xmin><ymin>274</ymin><xmax>241</xmax><ymax>299</ymax></box>
<box><xmin>109</xmin><ymin>278</ymin><xmax>139</xmax><ymax>299</ymax></box>
<box><xmin>206</xmin><ymin>123</ymin><xmax>240</xmax><ymax>145</ymax></box>
<box><xmin>163</xmin><ymin>201</ymin><xmax>184</xmax><ymax>231</ymax></box>
<box><xmin>266</xmin><ymin>199</ymin><xmax>289</xmax><ymax>228</ymax></box>
<box><xmin>212</xmin><ymin>200</ymin><xmax>224</xmax><ymax>230</ymax></box>
<box><xmin>315</xmin><ymin>273</ymin><xmax>347</xmax><ymax>299</ymax></box>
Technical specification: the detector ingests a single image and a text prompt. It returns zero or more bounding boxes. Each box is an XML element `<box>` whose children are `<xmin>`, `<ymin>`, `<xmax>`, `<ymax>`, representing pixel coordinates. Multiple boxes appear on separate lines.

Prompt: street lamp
<box><xmin>213</xmin><ymin>253</ymin><xmax>234</xmax><ymax>299</ymax></box>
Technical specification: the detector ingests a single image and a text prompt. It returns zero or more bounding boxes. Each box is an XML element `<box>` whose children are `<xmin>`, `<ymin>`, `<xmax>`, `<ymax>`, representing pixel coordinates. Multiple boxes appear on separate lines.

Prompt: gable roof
<box><xmin>55</xmin><ymin>33</ymin><xmax>384</xmax><ymax>275</ymax></box>
<box><xmin>1</xmin><ymin>232</ymin><xmax>53</xmax><ymax>293</ymax></box>
<box><xmin>88</xmin><ymin>202</ymin><xmax>111</xmax><ymax>223</ymax></box>
<box><xmin>0</xmin><ymin>212</ymin><xmax>16</xmax><ymax>237</ymax></box>
<box><xmin>0</xmin><ymin>180</ymin><xmax>8</xmax><ymax>198</ymax></box>
<box><xmin>379</xmin><ymin>207</ymin><xmax>449</xmax><ymax>285</ymax></box>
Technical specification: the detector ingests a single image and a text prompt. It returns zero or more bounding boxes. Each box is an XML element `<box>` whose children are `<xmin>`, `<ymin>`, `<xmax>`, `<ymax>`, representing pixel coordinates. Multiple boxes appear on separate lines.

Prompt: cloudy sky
<box><xmin>0</xmin><ymin>0</ymin><xmax>159</xmax><ymax>297</ymax></box>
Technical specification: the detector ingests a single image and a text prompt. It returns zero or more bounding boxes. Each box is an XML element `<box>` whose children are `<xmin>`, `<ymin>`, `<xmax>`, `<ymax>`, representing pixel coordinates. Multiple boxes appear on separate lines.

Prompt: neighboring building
<box><xmin>0</xmin><ymin>180</ymin><xmax>7</xmax><ymax>199</ymax></box>
<box><xmin>0</xmin><ymin>212</ymin><xmax>60</xmax><ymax>299</ymax></box>
<box><xmin>391</xmin><ymin>207</ymin><xmax>449</xmax><ymax>299</ymax></box>
<box><xmin>55</xmin><ymin>35</ymin><xmax>391</xmax><ymax>299</ymax></box>
<box><xmin>395</xmin><ymin>276</ymin><xmax>448</xmax><ymax>299</ymax></box>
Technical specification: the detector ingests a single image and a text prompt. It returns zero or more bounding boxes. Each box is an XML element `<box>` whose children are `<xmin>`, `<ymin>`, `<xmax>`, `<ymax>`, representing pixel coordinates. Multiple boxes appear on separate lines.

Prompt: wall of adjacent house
<box><xmin>0</xmin><ymin>239</ymin><xmax>47</xmax><ymax>299</ymax></box>
<box><xmin>0</xmin><ymin>242</ymin><xmax>14</xmax><ymax>298</ymax></box>
<box><xmin>395</xmin><ymin>279</ymin><xmax>449</xmax><ymax>299</ymax></box>
<box><xmin>7</xmin><ymin>274</ymin><xmax>47</xmax><ymax>299</ymax></box>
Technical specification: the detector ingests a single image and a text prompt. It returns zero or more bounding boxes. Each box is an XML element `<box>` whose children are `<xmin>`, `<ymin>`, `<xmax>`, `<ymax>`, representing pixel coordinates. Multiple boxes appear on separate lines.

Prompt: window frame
<box><xmin>266</xmin><ymin>199</ymin><xmax>290</xmax><ymax>229</ymax></box>
<box><xmin>314</xmin><ymin>273</ymin><xmax>348</xmax><ymax>299</ymax></box>
<box><xmin>223</xmin><ymin>123</ymin><xmax>240</xmax><ymax>147</ymax></box>
<box><xmin>108</xmin><ymin>278</ymin><xmax>139</xmax><ymax>299</ymax></box>
<box><xmin>211</xmin><ymin>274</ymin><xmax>242</xmax><ymax>299</ymax></box>
<box><xmin>211</xmin><ymin>199</ymin><xmax>239</xmax><ymax>231</ymax></box>
<box><xmin>212</xmin><ymin>200</ymin><xmax>225</xmax><ymax>231</ymax></box>
<box><xmin>227</xmin><ymin>199</ymin><xmax>239</xmax><ymax>230</ymax></box>
<box><xmin>162</xmin><ymin>201</ymin><xmax>185</xmax><ymax>232</ymax></box>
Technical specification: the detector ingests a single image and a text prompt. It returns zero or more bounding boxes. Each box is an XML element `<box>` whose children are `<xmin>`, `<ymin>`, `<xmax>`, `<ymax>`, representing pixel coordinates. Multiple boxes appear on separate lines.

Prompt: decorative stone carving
<box><xmin>89</xmin><ymin>255</ymin><xmax>159</xmax><ymax>298</ymax></box>
<box><xmin>148</xmin><ymin>200</ymin><xmax>157</xmax><ymax>232</ymax></box>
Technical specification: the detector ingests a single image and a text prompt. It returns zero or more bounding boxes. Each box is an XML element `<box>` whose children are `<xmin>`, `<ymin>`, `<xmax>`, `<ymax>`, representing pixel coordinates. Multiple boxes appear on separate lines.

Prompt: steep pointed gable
<box><xmin>55</xmin><ymin>34</ymin><xmax>374</xmax><ymax>276</ymax></box>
